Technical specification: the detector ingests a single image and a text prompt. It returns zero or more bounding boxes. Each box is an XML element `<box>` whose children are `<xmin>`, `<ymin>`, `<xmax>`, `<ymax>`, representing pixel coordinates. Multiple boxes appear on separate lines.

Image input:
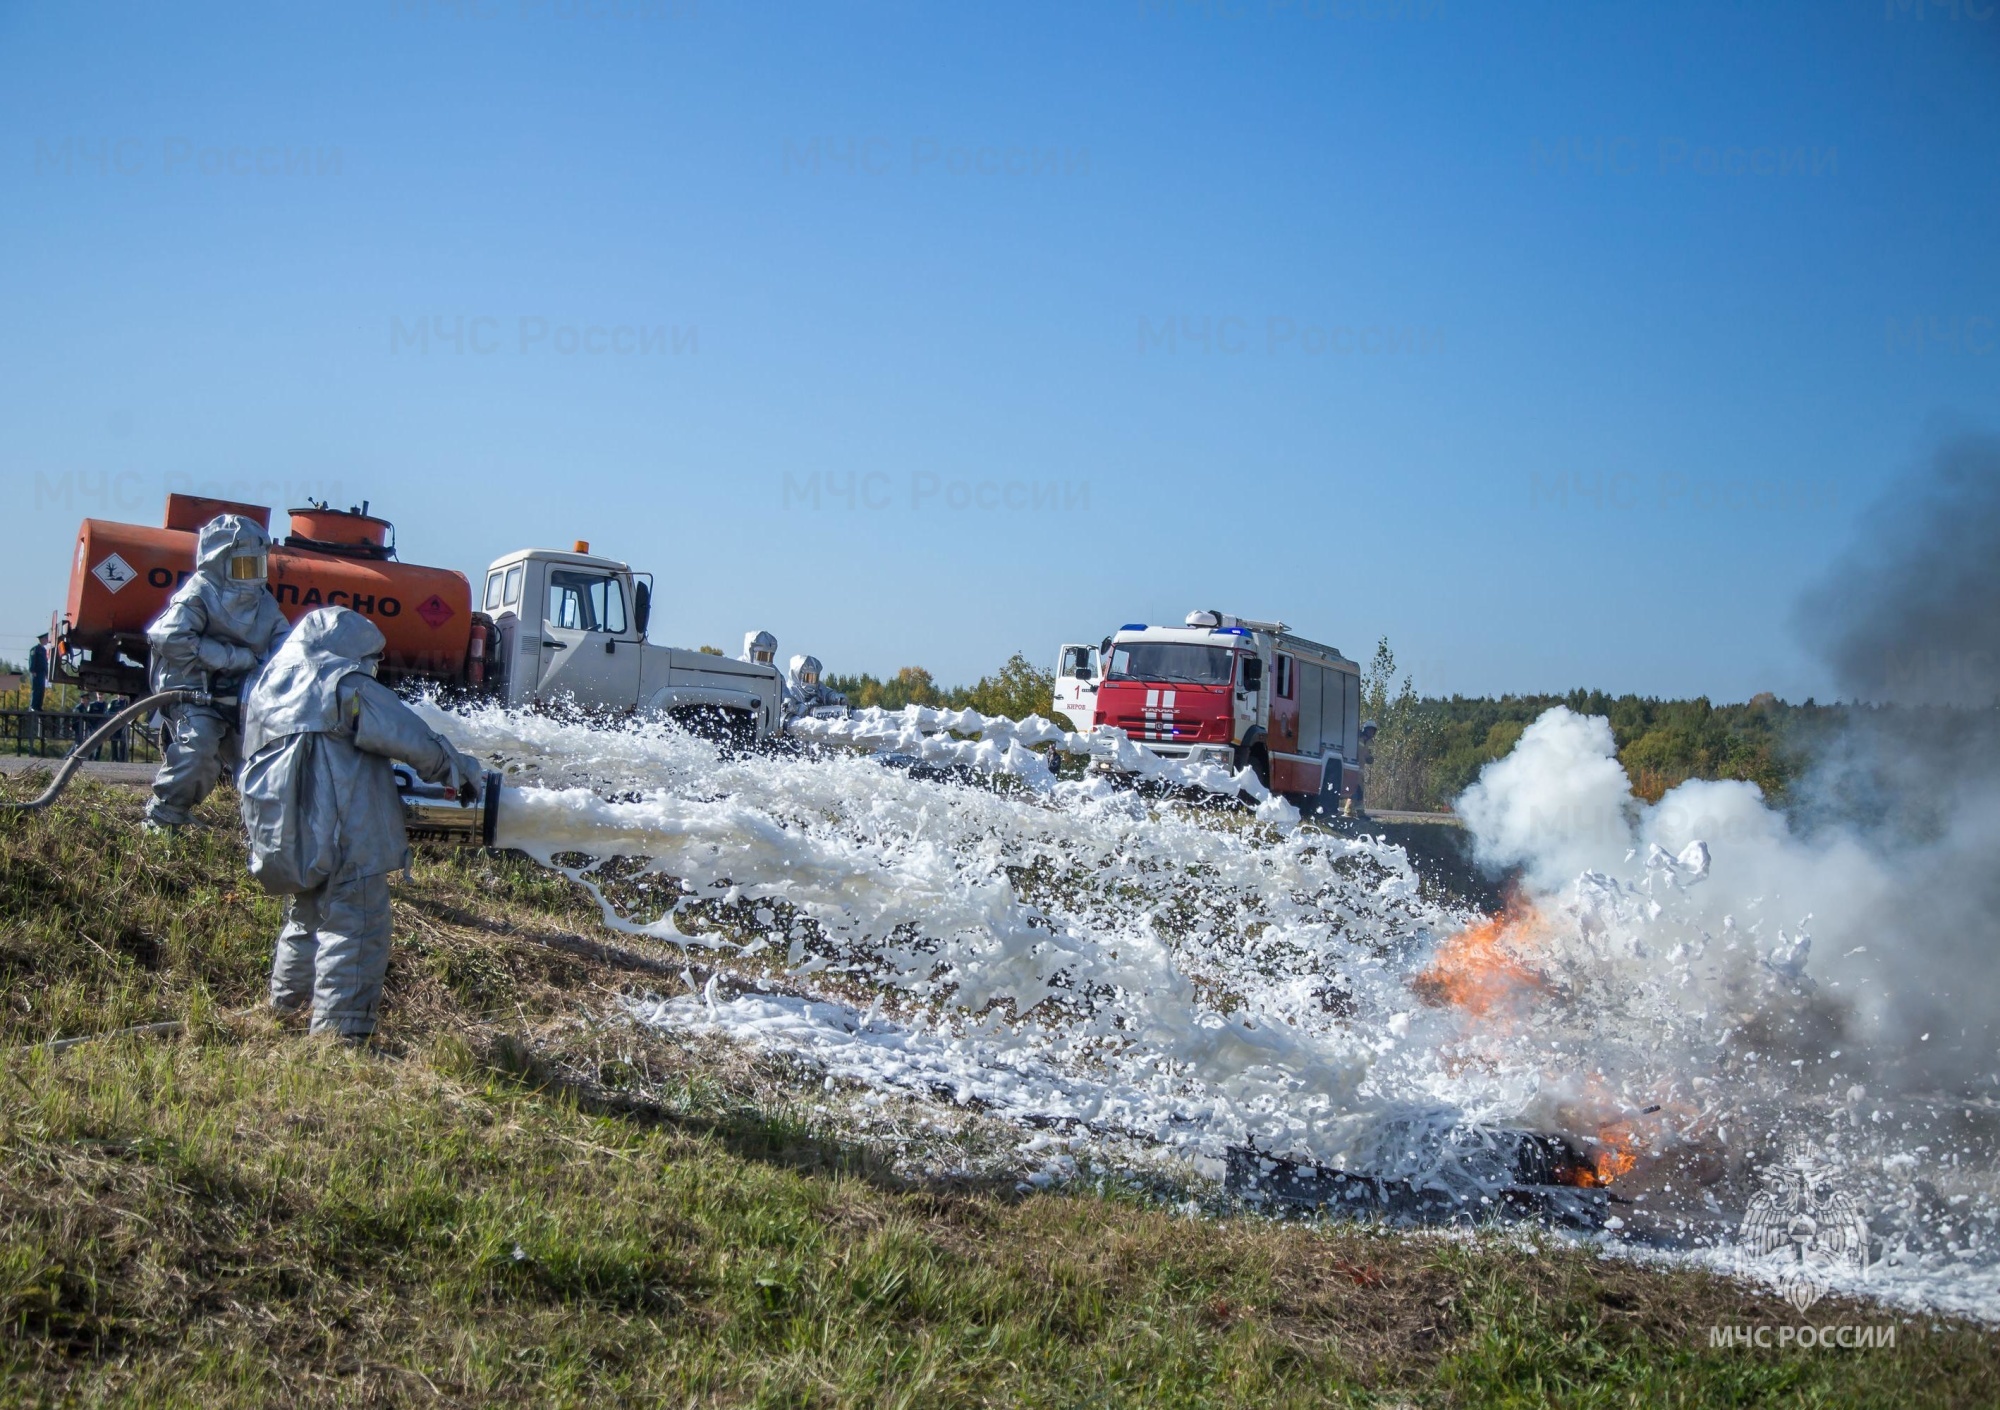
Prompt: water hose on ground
<box><xmin>0</xmin><ymin>688</ymin><xmax>211</xmax><ymax>812</ymax></box>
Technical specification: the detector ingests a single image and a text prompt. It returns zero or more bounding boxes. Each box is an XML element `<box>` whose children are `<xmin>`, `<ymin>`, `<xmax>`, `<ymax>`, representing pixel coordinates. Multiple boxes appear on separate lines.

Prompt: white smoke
<box><xmin>1454</xmin><ymin>704</ymin><xmax>1992</xmax><ymax>1093</ymax></box>
<box><xmin>1456</xmin><ymin>708</ymin><xmax>1633</xmax><ymax>890</ymax></box>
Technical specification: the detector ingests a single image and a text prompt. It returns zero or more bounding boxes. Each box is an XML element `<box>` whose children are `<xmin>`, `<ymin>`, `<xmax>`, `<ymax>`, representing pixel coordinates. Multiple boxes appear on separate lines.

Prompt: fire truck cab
<box><xmin>1087</xmin><ymin>610</ymin><xmax>1364</xmax><ymax>812</ymax></box>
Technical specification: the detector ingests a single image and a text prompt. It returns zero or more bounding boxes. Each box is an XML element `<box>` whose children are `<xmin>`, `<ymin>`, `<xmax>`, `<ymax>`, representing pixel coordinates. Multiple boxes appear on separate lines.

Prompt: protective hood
<box><xmin>742</xmin><ymin>629</ymin><xmax>777</xmax><ymax>663</ymax></box>
<box><xmin>788</xmin><ymin>653</ymin><xmax>822</xmax><ymax>688</ymax></box>
<box><xmin>195</xmin><ymin>515</ymin><xmax>272</xmax><ymax>594</ymax></box>
<box><xmin>241</xmin><ymin>607</ymin><xmax>386</xmax><ymax>760</ymax></box>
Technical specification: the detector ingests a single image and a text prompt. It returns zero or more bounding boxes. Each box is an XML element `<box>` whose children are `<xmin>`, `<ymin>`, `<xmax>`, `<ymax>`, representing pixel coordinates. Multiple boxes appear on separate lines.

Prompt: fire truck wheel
<box><xmin>1310</xmin><ymin>768</ymin><xmax>1344</xmax><ymax>819</ymax></box>
<box><xmin>1235</xmin><ymin>742</ymin><xmax>1270</xmax><ymax>792</ymax></box>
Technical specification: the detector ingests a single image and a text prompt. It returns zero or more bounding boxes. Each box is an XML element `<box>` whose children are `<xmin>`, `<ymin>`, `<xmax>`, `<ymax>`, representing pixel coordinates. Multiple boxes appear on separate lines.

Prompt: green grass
<box><xmin>0</xmin><ymin>777</ymin><xmax>1994</xmax><ymax>1406</ymax></box>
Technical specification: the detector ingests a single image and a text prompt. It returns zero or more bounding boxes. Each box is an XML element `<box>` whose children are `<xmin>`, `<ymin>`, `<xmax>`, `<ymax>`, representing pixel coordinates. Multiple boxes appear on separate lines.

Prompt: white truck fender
<box><xmin>644</xmin><ymin>685</ymin><xmax>765</xmax><ymax>718</ymax></box>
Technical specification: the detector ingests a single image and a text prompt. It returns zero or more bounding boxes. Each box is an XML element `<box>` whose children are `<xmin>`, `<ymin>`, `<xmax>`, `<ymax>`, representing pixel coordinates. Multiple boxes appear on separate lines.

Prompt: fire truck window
<box><xmin>502</xmin><ymin>565</ymin><xmax>523</xmax><ymax>607</ymax></box>
<box><xmin>546</xmin><ymin>570</ymin><xmax>627</xmax><ymax>634</ymax></box>
<box><xmin>1275</xmin><ymin>655</ymin><xmax>1295</xmax><ymax>699</ymax></box>
<box><xmin>1105</xmin><ymin>643</ymin><xmax>1236</xmax><ymax>685</ymax></box>
<box><xmin>484</xmin><ymin>572</ymin><xmax>506</xmax><ymax>612</ymax></box>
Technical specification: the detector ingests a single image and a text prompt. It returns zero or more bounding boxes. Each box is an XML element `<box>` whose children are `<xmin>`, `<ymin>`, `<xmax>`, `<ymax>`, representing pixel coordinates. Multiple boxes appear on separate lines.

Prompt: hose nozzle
<box><xmin>395</xmin><ymin>767</ymin><xmax>504</xmax><ymax>847</ymax></box>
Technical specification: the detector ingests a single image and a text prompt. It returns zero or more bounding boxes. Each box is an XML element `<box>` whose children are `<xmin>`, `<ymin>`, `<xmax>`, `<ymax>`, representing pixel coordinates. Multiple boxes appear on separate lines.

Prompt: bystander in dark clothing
<box><xmin>77</xmin><ymin>694</ymin><xmax>111</xmax><ymax>760</ymax></box>
<box><xmin>28</xmin><ymin>635</ymin><xmax>49</xmax><ymax>714</ymax></box>
<box><xmin>108</xmin><ymin>696</ymin><xmax>131</xmax><ymax>762</ymax></box>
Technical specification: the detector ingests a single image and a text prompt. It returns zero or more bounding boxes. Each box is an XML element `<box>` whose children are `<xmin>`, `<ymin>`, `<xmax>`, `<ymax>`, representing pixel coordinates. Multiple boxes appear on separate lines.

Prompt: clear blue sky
<box><xmin>4</xmin><ymin>0</ymin><xmax>1996</xmax><ymax>700</ymax></box>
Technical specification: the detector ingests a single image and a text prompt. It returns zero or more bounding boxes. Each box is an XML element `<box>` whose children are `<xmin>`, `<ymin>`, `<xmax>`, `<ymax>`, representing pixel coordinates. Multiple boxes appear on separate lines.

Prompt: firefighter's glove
<box><xmin>447</xmin><ymin>749</ymin><xmax>487</xmax><ymax>804</ymax></box>
<box><xmin>197</xmin><ymin>640</ymin><xmax>260</xmax><ymax>676</ymax></box>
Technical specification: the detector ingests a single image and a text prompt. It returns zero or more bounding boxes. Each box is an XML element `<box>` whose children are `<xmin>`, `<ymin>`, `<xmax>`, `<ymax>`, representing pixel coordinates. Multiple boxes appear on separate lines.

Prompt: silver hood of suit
<box><xmin>240</xmin><ymin>607</ymin><xmax>385</xmax><ymax>761</ymax></box>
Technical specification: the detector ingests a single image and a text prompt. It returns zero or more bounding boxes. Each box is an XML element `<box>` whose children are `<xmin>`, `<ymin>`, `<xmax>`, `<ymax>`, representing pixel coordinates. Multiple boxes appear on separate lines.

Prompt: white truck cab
<box><xmin>478</xmin><ymin>546</ymin><xmax>784</xmax><ymax>738</ymax></box>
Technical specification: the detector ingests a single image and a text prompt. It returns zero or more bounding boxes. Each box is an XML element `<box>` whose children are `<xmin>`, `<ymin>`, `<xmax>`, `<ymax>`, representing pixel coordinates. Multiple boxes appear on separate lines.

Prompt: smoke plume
<box><xmin>1797</xmin><ymin>432</ymin><xmax>2000</xmax><ymax>708</ymax></box>
<box><xmin>1453</xmin><ymin>434</ymin><xmax>2000</xmax><ymax>1096</ymax></box>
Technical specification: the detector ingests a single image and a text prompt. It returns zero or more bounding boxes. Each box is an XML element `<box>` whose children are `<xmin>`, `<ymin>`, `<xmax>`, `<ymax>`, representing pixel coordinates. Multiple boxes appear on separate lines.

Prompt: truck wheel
<box><xmin>671</xmin><ymin>704</ymin><xmax>758</xmax><ymax>752</ymax></box>
<box><xmin>1236</xmin><ymin>742</ymin><xmax>1270</xmax><ymax>799</ymax></box>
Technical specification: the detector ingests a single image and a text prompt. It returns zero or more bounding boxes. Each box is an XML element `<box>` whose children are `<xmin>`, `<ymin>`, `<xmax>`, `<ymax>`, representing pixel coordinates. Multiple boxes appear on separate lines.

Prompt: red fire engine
<box><xmin>1055</xmin><ymin>611</ymin><xmax>1369</xmax><ymax>812</ymax></box>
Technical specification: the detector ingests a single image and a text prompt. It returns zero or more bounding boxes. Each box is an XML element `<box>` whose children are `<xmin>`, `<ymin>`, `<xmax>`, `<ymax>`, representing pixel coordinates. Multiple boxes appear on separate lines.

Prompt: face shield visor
<box><xmin>752</xmin><ymin>648</ymin><xmax>774</xmax><ymax>664</ymax></box>
<box><xmin>227</xmin><ymin>552</ymin><xmax>268</xmax><ymax>583</ymax></box>
<box><xmin>798</xmin><ymin>668</ymin><xmax>819</xmax><ymax>688</ymax></box>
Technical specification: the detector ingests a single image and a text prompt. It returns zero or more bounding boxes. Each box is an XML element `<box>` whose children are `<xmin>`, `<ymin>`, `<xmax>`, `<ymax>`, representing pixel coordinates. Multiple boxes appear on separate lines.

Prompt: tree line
<box><xmin>833</xmin><ymin>641</ymin><xmax>1993</xmax><ymax>817</ymax></box>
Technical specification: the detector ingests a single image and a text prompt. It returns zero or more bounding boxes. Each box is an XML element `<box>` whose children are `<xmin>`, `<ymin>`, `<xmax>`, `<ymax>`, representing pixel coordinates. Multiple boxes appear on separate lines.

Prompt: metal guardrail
<box><xmin>0</xmin><ymin>709</ymin><xmax>161</xmax><ymax>763</ymax></box>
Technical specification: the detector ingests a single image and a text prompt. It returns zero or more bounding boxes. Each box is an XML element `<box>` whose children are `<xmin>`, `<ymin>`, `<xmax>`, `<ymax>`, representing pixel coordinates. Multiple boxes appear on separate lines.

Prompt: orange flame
<box><xmin>1412</xmin><ymin>900</ymin><xmax>1549</xmax><ymax>1019</ymax></box>
<box><xmin>1415</xmin><ymin>906</ymin><xmax>1680</xmax><ymax>1189</ymax></box>
<box><xmin>1559</xmin><ymin>1123</ymin><xmax>1642</xmax><ymax>1187</ymax></box>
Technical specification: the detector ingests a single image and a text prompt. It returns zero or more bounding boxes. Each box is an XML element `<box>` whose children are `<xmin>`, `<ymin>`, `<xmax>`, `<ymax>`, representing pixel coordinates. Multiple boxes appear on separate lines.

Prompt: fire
<box><xmin>1411</xmin><ymin>899</ymin><xmax>1548</xmax><ymax>1019</ymax></box>
<box><xmin>1559</xmin><ymin>1123</ymin><xmax>1642</xmax><ymax>1188</ymax></box>
<box><xmin>1414</xmin><ymin>901</ymin><xmax>1684</xmax><ymax>1190</ymax></box>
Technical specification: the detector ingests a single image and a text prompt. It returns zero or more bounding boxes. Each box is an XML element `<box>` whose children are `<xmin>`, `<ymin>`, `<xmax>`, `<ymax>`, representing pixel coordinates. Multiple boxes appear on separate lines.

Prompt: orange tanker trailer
<box><xmin>57</xmin><ymin>493</ymin><xmax>493</xmax><ymax>697</ymax></box>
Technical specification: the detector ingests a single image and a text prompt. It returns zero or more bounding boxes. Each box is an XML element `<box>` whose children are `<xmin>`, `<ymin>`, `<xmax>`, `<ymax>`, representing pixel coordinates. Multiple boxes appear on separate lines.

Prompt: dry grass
<box><xmin>0</xmin><ymin>777</ymin><xmax>1995</xmax><ymax>1406</ymax></box>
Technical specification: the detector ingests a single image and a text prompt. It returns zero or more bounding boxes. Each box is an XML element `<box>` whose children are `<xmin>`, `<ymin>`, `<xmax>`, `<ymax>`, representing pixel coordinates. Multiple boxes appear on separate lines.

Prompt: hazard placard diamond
<box><xmin>415</xmin><ymin>594</ymin><xmax>455</xmax><ymax>629</ymax></box>
<box><xmin>91</xmin><ymin>553</ymin><xmax>137</xmax><ymax>595</ymax></box>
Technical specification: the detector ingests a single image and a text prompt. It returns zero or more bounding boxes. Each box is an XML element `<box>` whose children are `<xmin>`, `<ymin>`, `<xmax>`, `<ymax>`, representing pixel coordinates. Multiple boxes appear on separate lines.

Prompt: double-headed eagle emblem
<box><xmin>1740</xmin><ymin>1134</ymin><xmax>1870</xmax><ymax>1312</ymax></box>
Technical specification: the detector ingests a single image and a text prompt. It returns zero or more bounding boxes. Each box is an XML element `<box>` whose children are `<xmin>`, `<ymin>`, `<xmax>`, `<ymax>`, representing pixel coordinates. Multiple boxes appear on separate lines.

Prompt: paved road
<box><xmin>1364</xmin><ymin>809</ymin><xmax>1461</xmax><ymax>826</ymax></box>
<box><xmin>0</xmin><ymin>756</ymin><xmax>156</xmax><ymax>788</ymax></box>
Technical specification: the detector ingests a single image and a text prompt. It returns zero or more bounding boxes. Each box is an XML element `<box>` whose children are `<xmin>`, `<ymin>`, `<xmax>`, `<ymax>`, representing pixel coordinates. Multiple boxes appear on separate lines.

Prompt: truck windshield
<box><xmin>547</xmin><ymin>570</ymin><xmax>627</xmax><ymax>634</ymax></box>
<box><xmin>1105</xmin><ymin>643</ymin><xmax>1236</xmax><ymax>686</ymax></box>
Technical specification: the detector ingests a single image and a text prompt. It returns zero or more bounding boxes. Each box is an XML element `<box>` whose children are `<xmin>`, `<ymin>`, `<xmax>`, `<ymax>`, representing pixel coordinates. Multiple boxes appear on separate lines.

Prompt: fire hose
<box><xmin>0</xmin><ymin>688</ymin><xmax>214</xmax><ymax>812</ymax></box>
<box><xmin>1</xmin><ymin>693</ymin><xmax>507</xmax><ymax>845</ymax></box>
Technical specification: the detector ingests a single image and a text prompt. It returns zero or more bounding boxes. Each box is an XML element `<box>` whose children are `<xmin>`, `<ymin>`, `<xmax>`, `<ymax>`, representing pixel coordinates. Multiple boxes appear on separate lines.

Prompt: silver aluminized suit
<box><xmin>144</xmin><ymin>515</ymin><xmax>291</xmax><ymax>827</ymax></box>
<box><xmin>238</xmin><ymin>608</ymin><xmax>484</xmax><ymax>1038</ymax></box>
<box><xmin>784</xmin><ymin>653</ymin><xmax>847</xmax><ymax>721</ymax></box>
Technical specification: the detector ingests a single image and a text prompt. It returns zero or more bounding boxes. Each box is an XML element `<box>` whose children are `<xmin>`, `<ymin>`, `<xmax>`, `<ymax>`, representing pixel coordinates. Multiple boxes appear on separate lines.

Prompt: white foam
<box><xmin>417</xmin><ymin>698</ymin><xmax>2000</xmax><ymax>1322</ymax></box>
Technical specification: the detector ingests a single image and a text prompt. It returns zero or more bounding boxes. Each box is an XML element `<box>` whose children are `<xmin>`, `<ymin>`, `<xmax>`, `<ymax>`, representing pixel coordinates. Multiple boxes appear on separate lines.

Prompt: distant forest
<box><xmin>832</xmin><ymin>641</ymin><xmax>1996</xmax><ymax>816</ymax></box>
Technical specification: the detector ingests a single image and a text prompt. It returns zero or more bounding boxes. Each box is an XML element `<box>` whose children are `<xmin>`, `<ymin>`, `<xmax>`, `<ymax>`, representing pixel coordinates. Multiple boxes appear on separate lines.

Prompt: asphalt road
<box><xmin>0</xmin><ymin>756</ymin><xmax>158</xmax><ymax>788</ymax></box>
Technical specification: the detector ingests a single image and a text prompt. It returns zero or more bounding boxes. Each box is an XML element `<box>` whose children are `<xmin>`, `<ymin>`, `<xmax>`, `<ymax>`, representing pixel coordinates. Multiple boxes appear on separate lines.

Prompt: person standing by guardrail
<box><xmin>28</xmin><ymin>634</ymin><xmax>48</xmax><ymax>714</ymax></box>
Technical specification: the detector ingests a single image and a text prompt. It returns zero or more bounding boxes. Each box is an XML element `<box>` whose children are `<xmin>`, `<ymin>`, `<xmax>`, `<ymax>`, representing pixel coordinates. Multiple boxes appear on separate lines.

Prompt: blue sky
<box><xmin>3</xmin><ymin>0</ymin><xmax>1996</xmax><ymax>700</ymax></box>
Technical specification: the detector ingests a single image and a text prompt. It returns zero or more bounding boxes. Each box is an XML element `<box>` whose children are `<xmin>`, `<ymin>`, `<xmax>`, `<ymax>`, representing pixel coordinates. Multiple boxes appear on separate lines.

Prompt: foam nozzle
<box><xmin>395</xmin><ymin>767</ymin><xmax>504</xmax><ymax>847</ymax></box>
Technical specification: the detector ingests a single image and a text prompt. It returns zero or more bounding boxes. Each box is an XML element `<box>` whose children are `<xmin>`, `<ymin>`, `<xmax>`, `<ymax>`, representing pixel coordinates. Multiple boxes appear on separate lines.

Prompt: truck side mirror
<box><xmin>1241</xmin><ymin>658</ymin><xmax>1263</xmax><ymax>691</ymax></box>
<box><xmin>632</xmin><ymin>581</ymin><xmax>651</xmax><ymax>638</ymax></box>
<box><xmin>1075</xmin><ymin>665</ymin><xmax>1093</xmax><ymax>681</ymax></box>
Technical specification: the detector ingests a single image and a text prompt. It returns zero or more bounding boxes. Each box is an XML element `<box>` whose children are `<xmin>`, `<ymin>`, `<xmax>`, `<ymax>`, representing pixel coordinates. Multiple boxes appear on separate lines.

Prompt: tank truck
<box><xmin>51</xmin><ymin>494</ymin><xmax>785</xmax><ymax>740</ymax></box>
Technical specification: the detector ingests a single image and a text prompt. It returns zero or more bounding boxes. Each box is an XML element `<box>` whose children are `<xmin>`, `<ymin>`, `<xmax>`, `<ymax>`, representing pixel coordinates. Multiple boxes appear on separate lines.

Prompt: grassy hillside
<box><xmin>1</xmin><ymin>779</ymin><xmax>1995</xmax><ymax>1406</ymax></box>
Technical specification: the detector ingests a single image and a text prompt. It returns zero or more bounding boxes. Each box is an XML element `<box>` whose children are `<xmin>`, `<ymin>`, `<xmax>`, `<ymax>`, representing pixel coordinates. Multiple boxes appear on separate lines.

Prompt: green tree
<box><xmin>1360</xmin><ymin>637</ymin><xmax>1439</xmax><ymax>811</ymax></box>
<box><xmin>953</xmin><ymin>652</ymin><xmax>1056</xmax><ymax>721</ymax></box>
<box><xmin>827</xmin><ymin>666</ymin><xmax>945</xmax><ymax>711</ymax></box>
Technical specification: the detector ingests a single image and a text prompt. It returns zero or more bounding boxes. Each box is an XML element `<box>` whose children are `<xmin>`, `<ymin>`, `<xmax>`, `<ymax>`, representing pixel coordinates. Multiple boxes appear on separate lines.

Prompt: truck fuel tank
<box><xmin>63</xmin><ymin>495</ymin><xmax>475</xmax><ymax>694</ymax></box>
